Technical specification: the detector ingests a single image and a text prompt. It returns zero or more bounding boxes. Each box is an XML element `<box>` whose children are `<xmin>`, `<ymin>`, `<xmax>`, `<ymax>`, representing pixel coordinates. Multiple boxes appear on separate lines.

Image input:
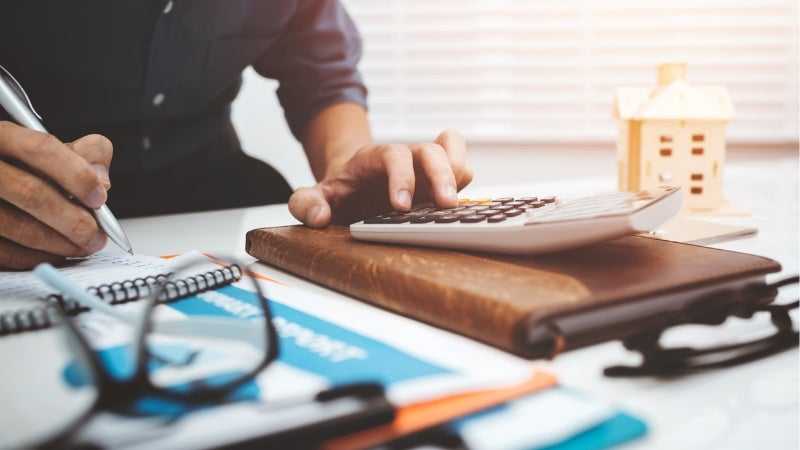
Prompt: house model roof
<box><xmin>614</xmin><ymin>63</ymin><xmax>734</xmax><ymax>121</ymax></box>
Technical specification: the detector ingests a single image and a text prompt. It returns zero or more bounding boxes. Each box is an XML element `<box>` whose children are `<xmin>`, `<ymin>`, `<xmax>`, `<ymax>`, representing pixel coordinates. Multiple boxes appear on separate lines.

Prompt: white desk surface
<box><xmin>8</xmin><ymin>147</ymin><xmax>800</xmax><ymax>449</ymax></box>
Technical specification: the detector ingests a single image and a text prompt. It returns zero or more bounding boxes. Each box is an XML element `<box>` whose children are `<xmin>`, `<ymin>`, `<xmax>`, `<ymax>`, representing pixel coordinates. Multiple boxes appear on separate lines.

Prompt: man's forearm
<box><xmin>302</xmin><ymin>102</ymin><xmax>373</xmax><ymax>181</ymax></box>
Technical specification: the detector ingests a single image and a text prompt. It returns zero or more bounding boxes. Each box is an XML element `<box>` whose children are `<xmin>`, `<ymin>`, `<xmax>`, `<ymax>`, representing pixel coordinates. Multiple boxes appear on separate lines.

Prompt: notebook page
<box><xmin>0</xmin><ymin>251</ymin><xmax>173</xmax><ymax>301</ymax></box>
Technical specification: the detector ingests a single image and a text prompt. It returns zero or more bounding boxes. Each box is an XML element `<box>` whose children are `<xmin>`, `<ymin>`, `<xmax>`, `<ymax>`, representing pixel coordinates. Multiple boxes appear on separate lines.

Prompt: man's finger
<box><xmin>435</xmin><ymin>129</ymin><xmax>473</xmax><ymax>190</ymax></box>
<box><xmin>378</xmin><ymin>145</ymin><xmax>415</xmax><ymax>211</ymax></box>
<box><xmin>289</xmin><ymin>186</ymin><xmax>332</xmax><ymax>228</ymax></box>
<box><xmin>0</xmin><ymin>160</ymin><xmax>106</xmax><ymax>252</ymax></box>
<box><xmin>0</xmin><ymin>236</ymin><xmax>65</xmax><ymax>270</ymax></box>
<box><xmin>0</xmin><ymin>201</ymin><xmax>86</xmax><ymax>256</ymax></box>
<box><xmin>410</xmin><ymin>143</ymin><xmax>457</xmax><ymax>207</ymax></box>
<box><xmin>0</xmin><ymin>122</ymin><xmax>107</xmax><ymax>208</ymax></box>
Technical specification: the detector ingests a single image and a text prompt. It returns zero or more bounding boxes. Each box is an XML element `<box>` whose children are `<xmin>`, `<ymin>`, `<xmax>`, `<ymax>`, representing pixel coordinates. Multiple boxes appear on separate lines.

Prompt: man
<box><xmin>0</xmin><ymin>1</ymin><xmax>472</xmax><ymax>269</ymax></box>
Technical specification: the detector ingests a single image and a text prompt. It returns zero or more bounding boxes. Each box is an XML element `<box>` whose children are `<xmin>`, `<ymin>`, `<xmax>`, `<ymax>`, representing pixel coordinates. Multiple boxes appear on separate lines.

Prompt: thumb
<box><xmin>288</xmin><ymin>185</ymin><xmax>332</xmax><ymax>228</ymax></box>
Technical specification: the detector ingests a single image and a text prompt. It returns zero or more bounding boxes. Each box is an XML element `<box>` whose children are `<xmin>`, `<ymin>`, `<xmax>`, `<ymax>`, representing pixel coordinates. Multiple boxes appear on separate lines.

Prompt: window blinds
<box><xmin>343</xmin><ymin>0</ymin><xmax>799</xmax><ymax>144</ymax></box>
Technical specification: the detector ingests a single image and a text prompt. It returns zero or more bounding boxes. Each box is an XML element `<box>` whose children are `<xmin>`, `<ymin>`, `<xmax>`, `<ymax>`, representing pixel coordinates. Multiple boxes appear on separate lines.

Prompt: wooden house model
<box><xmin>613</xmin><ymin>63</ymin><xmax>734</xmax><ymax>211</ymax></box>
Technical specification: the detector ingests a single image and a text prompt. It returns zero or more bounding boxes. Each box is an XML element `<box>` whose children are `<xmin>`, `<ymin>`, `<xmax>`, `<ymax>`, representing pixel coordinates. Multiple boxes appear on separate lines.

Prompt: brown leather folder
<box><xmin>246</xmin><ymin>226</ymin><xmax>781</xmax><ymax>359</ymax></box>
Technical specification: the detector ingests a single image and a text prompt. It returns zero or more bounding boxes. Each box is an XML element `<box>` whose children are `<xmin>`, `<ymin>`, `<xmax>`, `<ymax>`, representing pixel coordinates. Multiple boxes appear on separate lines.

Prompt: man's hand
<box><xmin>0</xmin><ymin>121</ymin><xmax>112</xmax><ymax>269</ymax></box>
<box><xmin>289</xmin><ymin>129</ymin><xmax>473</xmax><ymax>227</ymax></box>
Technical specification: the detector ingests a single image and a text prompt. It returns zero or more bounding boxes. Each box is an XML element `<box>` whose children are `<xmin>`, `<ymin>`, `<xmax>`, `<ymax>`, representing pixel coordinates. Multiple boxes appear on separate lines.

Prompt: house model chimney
<box><xmin>657</xmin><ymin>63</ymin><xmax>688</xmax><ymax>86</ymax></box>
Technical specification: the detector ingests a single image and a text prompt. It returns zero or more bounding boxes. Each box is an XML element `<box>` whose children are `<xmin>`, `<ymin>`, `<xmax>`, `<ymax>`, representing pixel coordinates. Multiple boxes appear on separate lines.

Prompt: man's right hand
<box><xmin>0</xmin><ymin>121</ymin><xmax>113</xmax><ymax>270</ymax></box>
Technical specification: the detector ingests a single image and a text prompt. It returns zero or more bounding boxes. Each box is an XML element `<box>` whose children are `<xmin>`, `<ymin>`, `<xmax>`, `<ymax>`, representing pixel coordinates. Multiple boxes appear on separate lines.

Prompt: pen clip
<box><xmin>0</xmin><ymin>63</ymin><xmax>44</xmax><ymax>121</ymax></box>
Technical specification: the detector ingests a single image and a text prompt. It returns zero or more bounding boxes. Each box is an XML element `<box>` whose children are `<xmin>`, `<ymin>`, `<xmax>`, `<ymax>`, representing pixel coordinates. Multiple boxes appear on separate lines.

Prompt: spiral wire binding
<box><xmin>0</xmin><ymin>264</ymin><xmax>242</xmax><ymax>336</ymax></box>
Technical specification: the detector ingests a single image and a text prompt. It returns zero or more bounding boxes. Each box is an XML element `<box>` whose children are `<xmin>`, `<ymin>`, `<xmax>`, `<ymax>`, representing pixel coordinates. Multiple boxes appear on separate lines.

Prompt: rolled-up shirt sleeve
<box><xmin>253</xmin><ymin>0</ymin><xmax>367</xmax><ymax>141</ymax></box>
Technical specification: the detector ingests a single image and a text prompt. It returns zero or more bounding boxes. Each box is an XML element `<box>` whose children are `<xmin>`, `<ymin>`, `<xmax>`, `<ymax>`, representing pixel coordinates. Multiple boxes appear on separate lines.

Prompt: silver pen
<box><xmin>0</xmin><ymin>64</ymin><xmax>134</xmax><ymax>254</ymax></box>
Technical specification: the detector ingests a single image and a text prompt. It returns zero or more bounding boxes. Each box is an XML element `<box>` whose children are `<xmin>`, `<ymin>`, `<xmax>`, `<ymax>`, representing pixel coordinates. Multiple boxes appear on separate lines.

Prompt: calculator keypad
<box><xmin>359</xmin><ymin>189</ymin><xmax>676</xmax><ymax>226</ymax></box>
<box><xmin>361</xmin><ymin>196</ymin><xmax>558</xmax><ymax>225</ymax></box>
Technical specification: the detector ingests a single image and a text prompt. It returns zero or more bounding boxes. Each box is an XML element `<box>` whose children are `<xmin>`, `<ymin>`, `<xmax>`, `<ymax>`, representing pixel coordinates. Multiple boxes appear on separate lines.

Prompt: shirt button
<box><xmin>163</xmin><ymin>0</ymin><xmax>174</xmax><ymax>14</ymax></box>
<box><xmin>142</xmin><ymin>136</ymin><xmax>152</xmax><ymax>151</ymax></box>
<box><xmin>152</xmin><ymin>93</ymin><xmax>165</xmax><ymax>107</ymax></box>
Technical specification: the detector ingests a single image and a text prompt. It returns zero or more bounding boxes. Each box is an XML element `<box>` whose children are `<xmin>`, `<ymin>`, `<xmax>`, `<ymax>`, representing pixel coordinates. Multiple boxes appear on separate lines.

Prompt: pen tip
<box><xmin>127</xmin><ymin>249</ymin><xmax>135</xmax><ymax>255</ymax></box>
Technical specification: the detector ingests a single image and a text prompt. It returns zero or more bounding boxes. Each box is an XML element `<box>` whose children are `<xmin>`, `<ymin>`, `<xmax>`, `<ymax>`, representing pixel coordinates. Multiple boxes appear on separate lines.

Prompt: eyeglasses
<box><xmin>3</xmin><ymin>255</ymin><xmax>278</xmax><ymax>449</ymax></box>
<box><xmin>605</xmin><ymin>275</ymin><xmax>799</xmax><ymax>377</ymax></box>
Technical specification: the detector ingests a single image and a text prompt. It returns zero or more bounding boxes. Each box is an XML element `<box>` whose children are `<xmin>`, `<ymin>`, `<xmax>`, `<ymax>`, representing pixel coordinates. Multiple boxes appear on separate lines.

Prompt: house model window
<box><xmin>613</xmin><ymin>63</ymin><xmax>734</xmax><ymax>211</ymax></box>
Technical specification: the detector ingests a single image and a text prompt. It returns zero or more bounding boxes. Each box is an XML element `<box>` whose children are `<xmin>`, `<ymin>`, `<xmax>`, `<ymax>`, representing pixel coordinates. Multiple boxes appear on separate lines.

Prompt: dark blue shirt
<box><xmin>0</xmin><ymin>1</ymin><xmax>367</xmax><ymax>173</ymax></box>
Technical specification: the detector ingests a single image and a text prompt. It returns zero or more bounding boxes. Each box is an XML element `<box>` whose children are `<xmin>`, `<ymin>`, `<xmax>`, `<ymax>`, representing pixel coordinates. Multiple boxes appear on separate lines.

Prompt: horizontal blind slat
<box><xmin>344</xmin><ymin>0</ymin><xmax>798</xmax><ymax>143</ymax></box>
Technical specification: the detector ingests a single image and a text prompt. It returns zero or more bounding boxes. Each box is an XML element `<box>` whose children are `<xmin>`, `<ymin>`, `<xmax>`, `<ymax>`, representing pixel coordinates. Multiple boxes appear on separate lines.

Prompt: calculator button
<box><xmin>434</xmin><ymin>214</ymin><xmax>460</xmax><ymax>223</ymax></box>
<box><xmin>364</xmin><ymin>214</ymin><xmax>409</xmax><ymax>224</ymax></box>
<box><xmin>475</xmin><ymin>209</ymin><xmax>500</xmax><ymax>216</ymax></box>
<box><xmin>410</xmin><ymin>215</ymin><xmax>435</xmax><ymax>223</ymax></box>
<box><xmin>467</xmin><ymin>205</ymin><xmax>491</xmax><ymax>211</ymax></box>
<box><xmin>519</xmin><ymin>196</ymin><xmax>538</xmax><ymax>203</ymax></box>
<box><xmin>541</xmin><ymin>196</ymin><xmax>557</xmax><ymax>204</ymax></box>
<box><xmin>454</xmin><ymin>210</ymin><xmax>474</xmax><ymax>217</ymax></box>
<box><xmin>494</xmin><ymin>205</ymin><xmax>514</xmax><ymax>212</ymax></box>
<box><xmin>526</xmin><ymin>201</ymin><xmax>546</xmax><ymax>208</ymax></box>
<box><xmin>493</xmin><ymin>197</ymin><xmax>514</xmax><ymax>203</ymax></box>
<box><xmin>505</xmin><ymin>208</ymin><xmax>524</xmax><ymax>217</ymax></box>
<box><xmin>487</xmin><ymin>214</ymin><xmax>507</xmax><ymax>223</ymax></box>
<box><xmin>364</xmin><ymin>216</ymin><xmax>391</xmax><ymax>224</ymax></box>
<box><xmin>460</xmin><ymin>214</ymin><xmax>486</xmax><ymax>223</ymax></box>
<box><xmin>409</xmin><ymin>207</ymin><xmax>435</xmax><ymax>216</ymax></box>
<box><xmin>506</xmin><ymin>201</ymin><xmax>526</xmax><ymax>207</ymax></box>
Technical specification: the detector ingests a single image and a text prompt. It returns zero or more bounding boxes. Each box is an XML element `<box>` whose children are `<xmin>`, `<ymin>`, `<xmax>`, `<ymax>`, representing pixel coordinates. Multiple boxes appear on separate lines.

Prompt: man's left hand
<box><xmin>289</xmin><ymin>129</ymin><xmax>473</xmax><ymax>227</ymax></box>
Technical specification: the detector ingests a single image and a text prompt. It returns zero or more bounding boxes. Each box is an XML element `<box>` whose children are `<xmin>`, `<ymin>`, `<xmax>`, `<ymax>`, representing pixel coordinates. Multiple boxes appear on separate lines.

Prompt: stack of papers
<box><xmin>69</xmin><ymin>255</ymin><xmax>552</xmax><ymax>448</ymax></box>
<box><xmin>22</xmin><ymin>252</ymin><xmax>645</xmax><ymax>449</ymax></box>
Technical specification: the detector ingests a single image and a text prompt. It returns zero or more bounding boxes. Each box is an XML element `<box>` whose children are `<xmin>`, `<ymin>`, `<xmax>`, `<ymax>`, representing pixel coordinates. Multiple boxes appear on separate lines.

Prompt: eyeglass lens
<box><xmin>141</xmin><ymin>259</ymin><xmax>273</xmax><ymax>395</ymax></box>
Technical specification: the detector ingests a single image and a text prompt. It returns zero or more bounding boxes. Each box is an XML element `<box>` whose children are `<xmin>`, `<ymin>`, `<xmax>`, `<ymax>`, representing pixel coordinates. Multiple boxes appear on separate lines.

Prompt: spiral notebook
<box><xmin>0</xmin><ymin>251</ymin><xmax>241</xmax><ymax>335</ymax></box>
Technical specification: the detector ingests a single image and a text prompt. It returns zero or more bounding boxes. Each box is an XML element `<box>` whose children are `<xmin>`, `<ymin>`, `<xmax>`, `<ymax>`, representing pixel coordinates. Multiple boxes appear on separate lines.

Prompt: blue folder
<box><xmin>447</xmin><ymin>388</ymin><xmax>647</xmax><ymax>450</ymax></box>
<box><xmin>537</xmin><ymin>412</ymin><xmax>647</xmax><ymax>450</ymax></box>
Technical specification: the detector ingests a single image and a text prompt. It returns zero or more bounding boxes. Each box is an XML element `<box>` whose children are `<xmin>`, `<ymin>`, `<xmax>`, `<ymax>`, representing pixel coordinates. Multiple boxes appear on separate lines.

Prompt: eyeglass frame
<box><xmin>604</xmin><ymin>275</ymin><xmax>799</xmax><ymax>377</ymax></box>
<box><xmin>31</xmin><ymin>256</ymin><xmax>279</xmax><ymax>450</ymax></box>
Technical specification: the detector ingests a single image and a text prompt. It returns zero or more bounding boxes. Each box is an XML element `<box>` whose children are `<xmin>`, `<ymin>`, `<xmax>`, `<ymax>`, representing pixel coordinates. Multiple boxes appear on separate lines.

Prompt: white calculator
<box><xmin>350</xmin><ymin>186</ymin><xmax>682</xmax><ymax>254</ymax></box>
